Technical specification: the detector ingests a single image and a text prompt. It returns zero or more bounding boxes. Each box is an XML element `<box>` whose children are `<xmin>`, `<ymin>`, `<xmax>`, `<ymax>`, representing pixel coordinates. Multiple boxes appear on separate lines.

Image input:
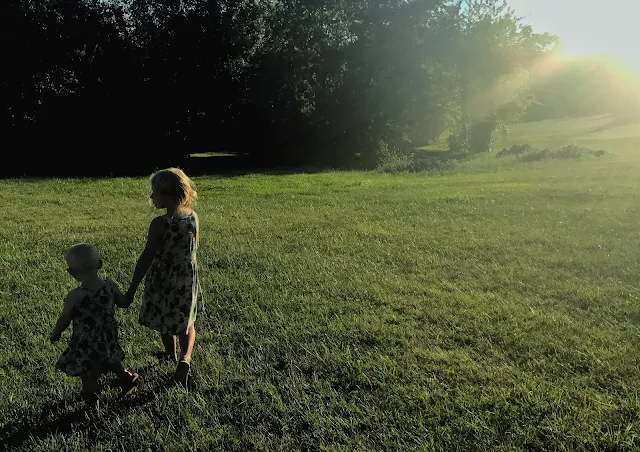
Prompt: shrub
<box><xmin>495</xmin><ymin>144</ymin><xmax>534</xmax><ymax>158</ymax></box>
<box><xmin>496</xmin><ymin>144</ymin><xmax>607</xmax><ymax>161</ymax></box>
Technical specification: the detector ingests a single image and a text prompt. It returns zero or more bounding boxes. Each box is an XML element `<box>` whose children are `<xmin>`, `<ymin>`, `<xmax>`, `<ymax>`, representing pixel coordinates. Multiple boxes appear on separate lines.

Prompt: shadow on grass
<box><xmin>184</xmin><ymin>155</ymin><xmax>328</xmax><ymax>178</ymax></box>
<box><xmin>0</xmin><ymin>154</ymin><xmax>331</xmax><ymax>180</ymax></box>
<box><xmin>0</xmin><ymin>362</ymin><xmax>190</xmax><ymax>450</ymax></box>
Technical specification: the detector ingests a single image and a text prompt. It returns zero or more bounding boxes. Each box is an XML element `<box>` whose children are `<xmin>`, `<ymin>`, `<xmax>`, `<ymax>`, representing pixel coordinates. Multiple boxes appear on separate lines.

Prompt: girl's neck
<box><xmin>166</xmin><ymin>205</ymin><xmax>190</xmax><ymax>218</ymax></box>
<box><xmin>80</xmin><ymin>275</ymin><xmax>102</xmax><ymax>289</ymax></box>
<box><xmin>165</xmin><ymin>204</ymin><xmax>178</xmax><ymax>218</ymax></box>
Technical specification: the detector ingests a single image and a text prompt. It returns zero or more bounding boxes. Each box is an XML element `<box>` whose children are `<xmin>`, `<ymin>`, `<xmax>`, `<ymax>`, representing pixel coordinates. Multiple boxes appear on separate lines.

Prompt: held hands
<box><xmin>124</xmin><ymin>290</ymin><xmax>135</xmax><ymax>307</ymax></box>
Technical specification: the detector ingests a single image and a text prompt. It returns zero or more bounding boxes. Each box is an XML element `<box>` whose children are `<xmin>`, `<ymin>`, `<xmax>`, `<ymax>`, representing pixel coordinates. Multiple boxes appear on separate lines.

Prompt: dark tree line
<box><xmin>3</xmin><ymin>0</ymin><xmax>561</xmax><ymax>175</ymax></box>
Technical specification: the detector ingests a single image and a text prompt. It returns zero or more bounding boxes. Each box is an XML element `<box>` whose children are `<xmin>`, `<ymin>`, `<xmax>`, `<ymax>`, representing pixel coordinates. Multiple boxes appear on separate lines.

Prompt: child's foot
<box><xmin>82</xmin><ymin>391</ymin><xmax>99</xmax><ymax>409</ymax></box>
<box><xmin>174</xmin><ymin>361</ymin><xmax>190</xmax><ymax>389</ymax></box>
<box><xmin>119</xmin><ymin>370</ymin><xmax>140</xmax><ymax>399</ymax></box>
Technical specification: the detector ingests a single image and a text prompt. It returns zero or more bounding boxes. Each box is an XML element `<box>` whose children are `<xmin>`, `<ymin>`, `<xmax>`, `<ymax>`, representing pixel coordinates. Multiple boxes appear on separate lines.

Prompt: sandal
<box><xmin>174</xmin><ymin>361</ymin><xmax>190</xmax><ymax>388</ymax></box>
<box><xmin>119</xmin><ymin>370</ymin><xmax>140</xmax><ymax>399</ymax></box>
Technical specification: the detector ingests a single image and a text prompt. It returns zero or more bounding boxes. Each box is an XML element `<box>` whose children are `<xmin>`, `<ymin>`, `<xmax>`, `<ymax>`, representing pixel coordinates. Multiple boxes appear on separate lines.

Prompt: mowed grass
<box><xmin>1</xmin><ymin>116</ymin><xmax>640</xmax><ymax>450</ymax></box>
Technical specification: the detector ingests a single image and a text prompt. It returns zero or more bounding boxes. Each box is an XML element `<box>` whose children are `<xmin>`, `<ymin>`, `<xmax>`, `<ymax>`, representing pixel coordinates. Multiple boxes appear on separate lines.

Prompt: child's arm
<box><xmin>50</xmin><ymin>293</ymin><xmax>77</xmax><ymax>342</ymax></box>
<box><xmin>125</xmin><ymin>216</ymin><xmax>165</xmax><ymax>299</ymax></box>
<box><xmin>111</xmin><ymin>281</ymin><xmax>130</xmax><ymax>308</ymax></box>
<box><xmin>194</xmin><ymin>211</ymin><xmax>200</xmax><ymax>249</ymax></box>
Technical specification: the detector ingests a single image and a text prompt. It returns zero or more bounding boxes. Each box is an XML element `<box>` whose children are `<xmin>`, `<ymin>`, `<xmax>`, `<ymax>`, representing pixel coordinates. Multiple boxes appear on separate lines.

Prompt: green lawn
<box><xmin>1</xmin><ymin>116</ymin><xmax>640</xmax><ymax>450</ymax></box>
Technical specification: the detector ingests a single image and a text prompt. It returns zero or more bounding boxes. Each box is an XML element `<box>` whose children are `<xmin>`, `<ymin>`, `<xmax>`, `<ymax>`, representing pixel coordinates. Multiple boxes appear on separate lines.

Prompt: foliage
<box><xmin>496</xmin><ymin>143</ymin><xmax>607</xmax><ymax>161</ymax></box>
<box><xmin>3</xmin><ymin>0</ymin><xmax>559</xmax><ymax>172</ymax></box>
<box><xmin>443</xmin><ymin>0</ymin><xmax>557</xmax><ymax>153</ymax></box>
<box><xmin>495</xmin><ymin>143</ymin><xmax>534</xmax><ymax>157</ymax></box>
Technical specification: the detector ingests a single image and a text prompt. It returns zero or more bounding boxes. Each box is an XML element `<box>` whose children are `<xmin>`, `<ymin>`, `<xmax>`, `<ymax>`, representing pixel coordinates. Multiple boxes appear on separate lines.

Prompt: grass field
<box><xmin>1</xmin><ymin>116</ymin><xmax>640</xmax><ymax>450</ymax></box>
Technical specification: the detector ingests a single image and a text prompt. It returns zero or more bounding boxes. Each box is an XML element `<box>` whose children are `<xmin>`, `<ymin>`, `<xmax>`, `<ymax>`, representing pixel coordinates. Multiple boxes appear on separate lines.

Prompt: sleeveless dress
<box><xmin>56</xmin><ymin>280</ymin><xmax>124</xmax><ymax>376</ymax></box>
<box><xmin>139</xmin><ymin>212</ymin><xmax>202</xmax><ymax>336</ymax></box>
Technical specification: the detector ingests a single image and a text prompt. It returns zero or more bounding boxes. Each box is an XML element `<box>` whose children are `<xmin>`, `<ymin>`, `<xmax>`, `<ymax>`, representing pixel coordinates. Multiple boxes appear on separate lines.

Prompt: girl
<box><xmin>125</xmin><ymin>168</ymin><xmax>202</xmax><ymax>388</ymax></box>
<box><xmin>51</xmin><ymin>243</ymin><xmax>139</xmax><ymax>407</ymax></box>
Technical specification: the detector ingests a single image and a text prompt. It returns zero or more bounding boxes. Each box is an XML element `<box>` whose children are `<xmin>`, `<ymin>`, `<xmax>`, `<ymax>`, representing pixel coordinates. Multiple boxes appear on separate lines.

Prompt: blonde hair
<box><xmin>66</xmin><ymin>243</ymin><xmax>100</xmax><ymax>270</ymax></box>
<box><xmin>149</xmin><ymin>167</ymin><xmax>197</xmax><ymax>212</ymax></box>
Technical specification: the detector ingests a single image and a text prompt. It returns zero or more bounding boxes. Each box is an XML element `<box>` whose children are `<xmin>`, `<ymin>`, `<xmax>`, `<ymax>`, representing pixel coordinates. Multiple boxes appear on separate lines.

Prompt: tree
<box><xmin>2</xmin><ymin>0</ymin><xmax>564</xmax><ymax>175</ymax></box>
<box><xmin>442</xmin><ymin>0</ymin><xmax>557</xmax><ymax>153</ymax></box>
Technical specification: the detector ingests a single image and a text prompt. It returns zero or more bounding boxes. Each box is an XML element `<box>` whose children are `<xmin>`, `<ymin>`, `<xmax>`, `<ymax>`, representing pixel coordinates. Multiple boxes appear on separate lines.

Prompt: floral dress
<box><xmin>139</xmin><ymin>212</ymin><xmax>202</xmax><ymax>335</ymax></box>
<box><xmin>56</xmin><ymin>280</ymin><xmax>124</xmax><ymax>376</ymax></box>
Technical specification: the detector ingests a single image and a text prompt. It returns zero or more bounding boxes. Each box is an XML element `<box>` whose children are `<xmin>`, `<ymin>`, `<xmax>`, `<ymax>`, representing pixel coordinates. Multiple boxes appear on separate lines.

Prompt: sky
<box><xmin>507</xmin><ymin>0</ymin><xmax>640</xmax><ymax>69</ymax></box>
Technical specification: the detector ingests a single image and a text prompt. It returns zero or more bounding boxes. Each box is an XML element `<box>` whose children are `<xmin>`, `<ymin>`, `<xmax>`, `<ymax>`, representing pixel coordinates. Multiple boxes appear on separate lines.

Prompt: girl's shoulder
<box><xmin>175</xmin><ymin>211</ymin><xmax>198</xmax><ymax>223</ymax></box>
<box><xmin>149</xmin><ymin>215</ymin><xmax>169</xmax><ymax>232</ymax></box>
<box><xmin>179</xmin><ymin>210</ymin><xmax>197</xmax><ymax>218</ymax></box>
<box><xmin>65</xmin><ymin>286</ymin><xmax>87</xmax><ymax>306</ymax></box>
<box><xmin>189</xmin><ymin>211</ymin><xmax>199</xmax><ymax>230</ymax></box>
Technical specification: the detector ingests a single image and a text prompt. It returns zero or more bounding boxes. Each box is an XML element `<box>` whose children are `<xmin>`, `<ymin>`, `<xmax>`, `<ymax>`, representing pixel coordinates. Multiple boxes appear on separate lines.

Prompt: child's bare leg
<box><xmin>80</xmin><ymin>374</ymin><xmax>100</xmax><ymax>406</ymax></box>
<box><xmin>174</xmin><ymin>325</ymin><xmax>196</xmax><ymax>388</ymax></box>
<box><xmin>107</xmin><ymin>361</ymin><xmax>140</xmax><ymax>397</ymax></box>
<box><xmin>178</xmin><ymin>324</ymin><xmax>196</xmax><ymax>364</ymax></box>
<box><xmin>108</xmin><ymin>361</ymin><xmax>130</xmax><ymax>384</ymax></box>
<box><xmin>161</xmin><ymin>334</ymin><xmax>178</xmax><ymax>361</ymax></box>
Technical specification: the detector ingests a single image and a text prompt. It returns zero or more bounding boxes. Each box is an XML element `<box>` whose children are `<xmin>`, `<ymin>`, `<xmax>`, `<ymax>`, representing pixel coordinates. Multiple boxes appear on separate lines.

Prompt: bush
<box><xmin>469</xmin><ymin>118</ymin><xmax>498</xmax><ymax>153</ymax></box>
<box><xmin>447</xmin><ymin>132</ymin><xmax>467</xmax><ymax>154</ymax></box>
<box><xmin>448</xmin><ymin>118</ymin><xmax>502</xmax><ymax>154</ymax></box>
<box><xmin>495</xmin><ymin>144</ymin><xmax>534</xmax><ymax>158</ymax></box>
<box><xmin>376</xmin><ymin>141</ymin><xmax>415</xmax><ymax>172</ymax></box>
<box><xmin>410</xmin><ymin>157</ymin><xmax>458</xmax><ymax>173</ymax></box>
<box><xmin>376</xmin><ymin>146</ymin><xmax>458</xmax><ymax>174</ymax></box>
<box><xmin>496</xmin><ymin>144</ymin><xmax>607</xmax><ymax>161</ymax></box>
<box><xmin>521</xmin><ymin>145</ymin><xmax>607</xmax><ymax>162</ymax></box>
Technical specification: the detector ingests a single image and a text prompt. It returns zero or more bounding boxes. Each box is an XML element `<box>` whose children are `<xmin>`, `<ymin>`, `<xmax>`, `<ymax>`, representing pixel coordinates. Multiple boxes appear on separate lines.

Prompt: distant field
<box><xmin>422</xmin><ymin>114</ymin><xmax>640</xmax><ymax>157</ymax></box>
<box><xmin>1</xmin><ymin>116</ymin><xmax>640</xmax><ymax>450</ymax></box>
<box><xmin>498</xmin><ymin>115</ymin><xmax>640</xmax><ymax>154</ymax></box>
